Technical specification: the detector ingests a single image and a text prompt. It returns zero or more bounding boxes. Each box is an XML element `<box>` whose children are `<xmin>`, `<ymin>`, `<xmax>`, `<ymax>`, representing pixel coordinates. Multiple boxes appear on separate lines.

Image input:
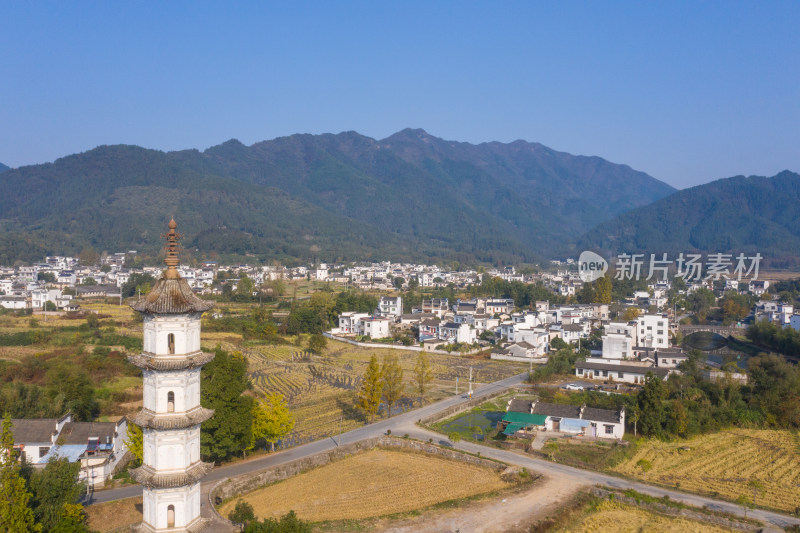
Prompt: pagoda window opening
<box><xmin>167</xmin><ymin>391</ymin><xmax>175</xmax><ymax>413</ymax></box>
<box><xmin>168</xmin><ymin>333</ymin><xmax>175</xmax><ymax>354</ymax></box>
<box><xmin>167</xmin><ymin>505</ymin><xmax>175</xmax><ymax>527</ymax></box>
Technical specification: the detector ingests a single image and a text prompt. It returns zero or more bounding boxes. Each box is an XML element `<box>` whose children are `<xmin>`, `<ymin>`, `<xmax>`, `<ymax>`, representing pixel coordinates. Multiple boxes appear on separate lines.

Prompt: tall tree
<box><xmin>201</xmin><ymin>349</ymin><xmax>254</xmax><ymax>462</ymax></box>
<box><xmin>380</xmin><ymin>354</ymin><xmax>404</xmax><ymax>416</ymax></box>
<box><xmin>637</xmin><ymin>372</ymin><xmax>666</xmax><ymax>436</ymax></box>
<box><xmin>413</xmin><ymin>351</ymin><xmax>433</xmax><ymax>406</ymax></box>
<box><xmin>357</xmin><ymin>355</ymin><xmax>383</xmax><ymax>422</ymax></box>
<box><xmin>124</xmin><ymin>423</ymin><xmax>143</xmax><ymax>466</ymax></box>
<box><xmin>0</xmin><ymin>415</ymin><xmax>40</xmax><ymax>532</ymax></box>
<box><xmin>595</xmin><ymin>275</ymin><xmax>613</xmax><ymax>304</ymax></box>
<box><xmin>28</xmin><ymin>456</ymin><xmax>87</xmax><ymax>532</ymax></box>
<box><xmin>251</xmin><ymin>392</ymin><xmax>295</xmax><ymax>452</ymax></box>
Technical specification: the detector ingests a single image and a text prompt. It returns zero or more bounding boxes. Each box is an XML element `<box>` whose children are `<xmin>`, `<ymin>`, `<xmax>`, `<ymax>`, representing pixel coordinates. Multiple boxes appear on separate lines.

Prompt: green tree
<box><xmin>38</xmin><ymin>272</ymin><xmax>56</xmax><ymax>283</ymax></box>
<box><xmin>228</xmin><ymin>499</ymin><xmax>255</xmax><ymax>526</ymax></box>
<box><xmin>595</xmin><ymin>275</ymin><xmax>613</xmax><ymax>304</ymax></box>
<box><xmin>357</xmin><ymin>355</ymin><xmax>383</xmax><ymax>422</ymax></box>
<box><xmin>0</xmin><ymin>415</ymin><xmax>40</xmax><ymax>532</ymax></box>
<box><xmin>448</xmin><ymin>431</ymin><xmax>461</xmax><ymax>443</ymax></box>
<box><xmin>124</xmin><ymin>422</ymin><xmax>143</xmax><ymax>465</ymax></box>
<box><xmin>251</xmin><ymin>392</ymin><xmax>295</xmax><ymax>452</ymax></box>
<box><xmin>735</xmin><ymin>494</ymin><xmax>754</xmax><ymax>518</ymax></box>
<box><xmin>638</xmin><ymin>372</ymin><xmax>666</xmax><ymax>437</ymax></box>
<box><xmin>243</xmin><ymin>510</ymin><xmax>311</xmax><ymax>533</ymax></box>
<box><xmin>380</xmin><ymin>354</ymin><xmax>404</xmax><ymax>416</ymax></box>
<box><xmin>201</xmin><ymin>349</ymin><xmax>254</xmax><ymax>462</ymax></box>
<box><xmin>28</xmin><ymin>456</ymin><xmax>87</xmax><ymax>532</ymax></box>
<box><xmin>50</xmin><ymin>503</ymin><xmax>90</xmax><ymax>533</ymax></box>
<box><xmin>121</xmin><ymin>273</ymin><xmax>156</xmax><ymax>298</ymax></box>
<box><xmin>413</xmin><ymin>351</ymin><xmax>433</xmax><ymax>406</ymax></box>
<box><xmin>234</xmin><ymin>274</ymin><xmax>256</xmax><ymax>302</ymax></box>
<box><xmin>306</xmin><ymin>333</ymin><xmax>327</xmax><ymax>354</ymax></box>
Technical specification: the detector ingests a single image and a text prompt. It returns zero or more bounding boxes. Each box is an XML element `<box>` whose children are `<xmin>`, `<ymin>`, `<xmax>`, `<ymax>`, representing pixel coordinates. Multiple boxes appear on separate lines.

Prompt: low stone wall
<box><xmin>211</xmin><ymin>436</ymin><xmax>506</xmax><ymax>505</ymax></box>
<box><xmin>591</xmin><ymin>488</ymin><xmax>761</xmax><ymax>532</ymax></box>
<box><xmin>323</xmin><ymin>332</ymin><xmax>483</xmax><ymax>355</ymax></box>
<box><xmin>489</xmin><ymin>353</ymin><xmax>548</xmax><ymax>364</ymax></box>
<box><xmin>418</xmin><ymin>386</ymin><xmax>522</xmax><ymax>426</ymax></box>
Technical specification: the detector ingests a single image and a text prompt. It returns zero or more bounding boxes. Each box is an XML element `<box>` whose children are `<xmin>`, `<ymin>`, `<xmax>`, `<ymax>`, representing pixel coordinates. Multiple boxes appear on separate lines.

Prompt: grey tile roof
<box><xmin>131</xmin><ymin>277</ymin><xmax>214</xmax><ymax>314</ymax></box>
<box><xmin>59</xmin><ymin>422</ymin><xmax>116</xmax><ymax>445</ymax></box>
<box><xmin>507</xmin><ymin>399</ymin><xmax>533</xmax><ymax>413</ymax></box>
<box><xmin>582</xmin><ymin>407</ymin><xmax>621</xmax><ymax>424</ymax></box>
<box><xmin>532</xmin><ymin>402</ymin><xmax>581</xmax><ymax>419</ymax></box>
<box><xmin>4</xmin><ymin>419</ymin><xmax>58</xmax><ymax>443</ymax></box>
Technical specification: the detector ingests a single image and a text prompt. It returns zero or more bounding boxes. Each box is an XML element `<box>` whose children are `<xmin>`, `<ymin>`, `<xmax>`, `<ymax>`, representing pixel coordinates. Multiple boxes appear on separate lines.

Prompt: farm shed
<box><xmin>500</xmin><ymin>412</ymin><xmax>547</xmax><ymax>436</ymax></box>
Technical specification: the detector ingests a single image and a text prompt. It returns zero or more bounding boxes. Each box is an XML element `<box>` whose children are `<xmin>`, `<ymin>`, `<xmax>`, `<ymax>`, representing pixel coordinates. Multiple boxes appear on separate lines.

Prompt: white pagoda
<box><xmin>129</xmin><ymin>219</ymin><xmax>215</xmax><ymax>532</ymax></box>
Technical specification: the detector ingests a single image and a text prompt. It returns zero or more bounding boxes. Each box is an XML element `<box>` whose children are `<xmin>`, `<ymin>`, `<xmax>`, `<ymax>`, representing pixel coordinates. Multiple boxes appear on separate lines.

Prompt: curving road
<box><xmin>88</xmin><ymin>372</ymin><xmax>800</xmax><ymax>530</ymax></box>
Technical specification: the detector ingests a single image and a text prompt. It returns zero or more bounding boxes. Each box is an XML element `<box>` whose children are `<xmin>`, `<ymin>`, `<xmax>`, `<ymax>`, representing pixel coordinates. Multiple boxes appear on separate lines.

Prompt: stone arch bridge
<box><xmin>678</xmin><ymin>324</ymin><xmax>747</xmax><ymax>337</ymax></box>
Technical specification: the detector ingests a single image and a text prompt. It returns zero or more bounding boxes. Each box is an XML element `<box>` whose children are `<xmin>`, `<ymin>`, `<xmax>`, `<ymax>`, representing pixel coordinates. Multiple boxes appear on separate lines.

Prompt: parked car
<box><xmin>562</xmin><ymin>383</ymin><xmax>584</xmax><ymax>391</ymax></box>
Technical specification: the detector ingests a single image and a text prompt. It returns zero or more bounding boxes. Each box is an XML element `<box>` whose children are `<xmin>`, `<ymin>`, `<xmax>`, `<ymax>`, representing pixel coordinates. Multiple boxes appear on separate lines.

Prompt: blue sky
<box><xmin>1</xmin><ymin>1</ymin><xmax>798</xmax><ymax>189</ymax></box>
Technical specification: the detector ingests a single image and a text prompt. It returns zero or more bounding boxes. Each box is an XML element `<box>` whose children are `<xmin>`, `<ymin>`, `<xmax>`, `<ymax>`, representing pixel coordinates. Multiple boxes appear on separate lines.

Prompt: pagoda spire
<box><xmin>164</xmin><ymin>218</ymin><xmax>181</xmax><ymax>279</ymax></box>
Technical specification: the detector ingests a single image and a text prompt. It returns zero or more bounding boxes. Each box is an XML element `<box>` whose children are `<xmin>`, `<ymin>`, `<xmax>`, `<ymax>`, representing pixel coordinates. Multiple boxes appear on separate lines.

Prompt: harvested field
<box><xmin>85</xmin><ymin>496</ymin><xmax>142</xmax><ymax>532</ymax></box>
<box><xmin>614</xmin><ymin>429</ymin><xmax>800</xmax><ymax>512</ymax></box>
<box><xmin>218</xmin><ymin>448</ymin><xmax>512</xmax><ymax>522</ymax></box>
<box><xmin>569</xmin><ymin>499</ymin><xmax>734</xmax><ymax>533</ymax></box>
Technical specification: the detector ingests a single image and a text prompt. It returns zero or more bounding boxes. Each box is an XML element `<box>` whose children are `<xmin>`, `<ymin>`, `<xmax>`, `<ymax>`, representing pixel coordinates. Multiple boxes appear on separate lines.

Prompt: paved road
<box><xmin>87</xmin><ymin>372</ymin><xmax>528</xmax><ymax>505</ymax></box>
<box><xmin>88</xmin><ymin>371</ymin><xmax>800</xmax><ymax>530</ymax></box>
<box><xmin>393</xmin><ymin>423</ymin><xmax>800</xmax><ymax>530</ymax></box>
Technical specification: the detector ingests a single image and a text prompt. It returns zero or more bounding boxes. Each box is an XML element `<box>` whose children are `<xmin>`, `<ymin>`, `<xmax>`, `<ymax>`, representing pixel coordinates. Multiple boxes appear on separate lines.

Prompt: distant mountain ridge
<box><xmin>577</xmin><ymin>170</ymin><xmax>800</xmax><ymax>268</ymax></box>
<box><xmin>0</xmin><ymin>129</ymin><xmax>676</xmax><ymax>264</ymax></box>
<box><xmin>0</xmin><ymin>162</ymin><xmax>9</xmax><ymax>173</ymax></box>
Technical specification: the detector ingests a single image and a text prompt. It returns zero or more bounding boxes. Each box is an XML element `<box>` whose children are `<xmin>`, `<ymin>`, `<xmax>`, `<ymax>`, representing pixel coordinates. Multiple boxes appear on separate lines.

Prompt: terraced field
<box><xmin>614</xmin><ymin>429</ymin><xmax>800</xmax><ymax>512</ymax></box>
<box><xmin>239</xmin><ymin>338</ymin><xmax>527</xmax><ymax>444</ymax></box>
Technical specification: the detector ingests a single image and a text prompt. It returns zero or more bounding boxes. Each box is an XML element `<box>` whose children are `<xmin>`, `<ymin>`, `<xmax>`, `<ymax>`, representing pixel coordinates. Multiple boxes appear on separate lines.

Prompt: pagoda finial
<box><xmin>164</xmin><ymin>218</ymin><xmax>181</xmax><ymax>279</ymax></box>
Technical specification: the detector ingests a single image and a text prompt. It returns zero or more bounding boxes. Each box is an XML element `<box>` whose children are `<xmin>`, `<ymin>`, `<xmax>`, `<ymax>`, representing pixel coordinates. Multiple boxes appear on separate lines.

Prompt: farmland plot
<box><xmin>571</xmin><ymin>499</ymin><xmax>734</xmax><ymax>533</ymax></box>
<box><xmin>218</xmin><ymin>448</ymin><xmax>512</xmax><ymax>522</ymax></box>
<box><xmin>614</xmin><ymin>429</ymin><xmax>800</xmax><ymax>512</ymax></box>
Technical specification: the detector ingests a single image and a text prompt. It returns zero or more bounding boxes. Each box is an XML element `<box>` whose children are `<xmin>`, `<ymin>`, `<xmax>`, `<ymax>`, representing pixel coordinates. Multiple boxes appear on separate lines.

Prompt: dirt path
<box><xmin>376</xmin><ymin>473</ymin><xmax>590</xmax><ymax>533</ymax></box>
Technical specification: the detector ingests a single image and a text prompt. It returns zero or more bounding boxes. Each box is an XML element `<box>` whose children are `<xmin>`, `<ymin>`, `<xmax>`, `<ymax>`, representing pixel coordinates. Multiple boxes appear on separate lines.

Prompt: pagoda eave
<box><xmin>133</xmin><ymin>407</ymin><xmax>214</xmax><ymax>430</ymax></box>
<box><xmin>128</xmin><ymin>351</ymin><xmax>215</xmax><ymax>371</ymax></box>
<box><xmin>130</xmin><ymin>461</ymin><xmax>214</xmax><ymax>489</ymax></box>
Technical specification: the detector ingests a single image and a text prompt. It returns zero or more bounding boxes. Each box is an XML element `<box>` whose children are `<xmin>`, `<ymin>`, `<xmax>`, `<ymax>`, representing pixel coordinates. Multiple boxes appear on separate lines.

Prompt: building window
<box><xmin>577</xmin><ymin>368</ymin><xmax>583</xmax><ymax>375</ymax></box>
<box><xmin>167</xmin><ymin>391</ymin><xmax>175</xmax><ymax>413</ymax></box>
<box><xmin>657</xmin><ymin>330</ymin><xmax>663</xmax><ymax>335</ymax></box>
<box><xmin>167</xmin><ymin>333</ymin><xmax>175</xmax><ymax>354</ymax></box>
<box><xmin>604</xmin><ymin>425</ymin><xmax>614</xmax><ymax>434</ymax></box>
<box><xmin>618</xmin><ymin>371</ymin><xmax>623</xmax><ymax>379</ymax></box>
<box><xmin>39</xmin><ymin>446</ymin><xmax>50</xmax><ymax>457</ymax></box>
<box><xmin>167</xmin><ymin>505</ymin><xmax>175</xmax><ymax>528</ymax></box>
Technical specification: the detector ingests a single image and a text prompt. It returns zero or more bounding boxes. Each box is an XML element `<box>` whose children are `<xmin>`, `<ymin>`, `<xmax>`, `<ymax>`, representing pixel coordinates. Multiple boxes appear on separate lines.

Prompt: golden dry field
<box><xmin>567</xmin><ymin>499</ymin><xmax>734</xmax><ymax>533</ymax></box>
<box><xmin>85</xmin><ymin>496</ymin><xmax>142</xmax><ymax>533</ymax></box>
<box><xmin>218</xmin><ymin>448</ymin><xmax>512</xmax><ymax>522</ymax></box>
<box><xmin>613</xmin><ymin>429</ymin><xmax>800</xmax><ymax>512</ymax></box>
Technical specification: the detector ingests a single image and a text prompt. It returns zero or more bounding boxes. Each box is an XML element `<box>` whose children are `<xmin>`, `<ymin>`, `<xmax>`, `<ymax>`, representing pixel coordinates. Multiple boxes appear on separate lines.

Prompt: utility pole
<box><xmin>455</xmin><ymin>376</ymin><xmax>458</xmax><ymax>395</ymax></box>
<box><xmin>468</xmin><ymin>366</ymin><xmax>473</xmax><ymax>399</ymax></box>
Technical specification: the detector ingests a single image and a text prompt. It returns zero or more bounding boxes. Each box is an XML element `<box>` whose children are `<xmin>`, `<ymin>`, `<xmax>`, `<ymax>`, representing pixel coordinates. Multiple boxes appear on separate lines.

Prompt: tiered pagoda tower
<box><xmin>129</xmin><ymin>219</ymin><xmax>215</xmax><ymax>532</ymax></box>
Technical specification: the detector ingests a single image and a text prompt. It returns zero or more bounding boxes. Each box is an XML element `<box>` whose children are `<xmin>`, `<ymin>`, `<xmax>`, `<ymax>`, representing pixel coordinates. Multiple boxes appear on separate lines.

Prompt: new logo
<box><xmin>578</xmin><ymin>251</ymin><xmax>608</xmax><ymax>282</ymax></box>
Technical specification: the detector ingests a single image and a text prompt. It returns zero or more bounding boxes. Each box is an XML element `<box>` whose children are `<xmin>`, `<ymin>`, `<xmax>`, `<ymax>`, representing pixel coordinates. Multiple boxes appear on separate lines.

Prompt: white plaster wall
<box><xmin>144</xmin><ymin>483</ymin><xmax>200</xmax><ymax>529</ymax></box>
<box><xmin>142</xmin><ymin>369</ymin><xmax>201</xmax><ymax>413</ymax></box>
<box><xmin>143</xmin><ymin>314</ymin><xmax>202</xmax><ymax>355</ymax></box>
<box><xmin>143</xmin><ymin>428</ymin><xmax>201</xmax><ymax>471</ymax></box>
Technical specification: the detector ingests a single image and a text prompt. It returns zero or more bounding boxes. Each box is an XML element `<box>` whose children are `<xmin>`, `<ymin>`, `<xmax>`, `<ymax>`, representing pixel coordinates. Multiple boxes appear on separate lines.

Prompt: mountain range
<box><xmin>578</xmin><ymin>170</ymin><xmax>800</xmax><ymax>268</ymax></box>
<box><xmin>0</xmin><ymin>131</ymin><xmax>797</xmax><ymax>267</ymax></box>
<box><xmin>0</xmin><ymin>130</ymin><xmax>673</xmax><ymax>264</ymax></box>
